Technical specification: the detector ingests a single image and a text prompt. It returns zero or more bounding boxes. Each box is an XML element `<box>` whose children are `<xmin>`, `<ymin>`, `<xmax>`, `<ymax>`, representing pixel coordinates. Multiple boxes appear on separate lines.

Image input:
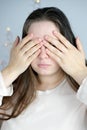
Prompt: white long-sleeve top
<box><xmin>0</xmin><ymin>72</ymin><xmax>87</xmax><ymax>130</ymax></box>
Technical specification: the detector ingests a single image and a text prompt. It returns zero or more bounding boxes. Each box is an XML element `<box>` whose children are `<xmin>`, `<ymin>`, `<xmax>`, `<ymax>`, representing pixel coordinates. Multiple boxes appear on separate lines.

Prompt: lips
<box><xmin>38</xmin><ymin>64</ymin><xmax>51</xmax><ymax>68</ymax></box>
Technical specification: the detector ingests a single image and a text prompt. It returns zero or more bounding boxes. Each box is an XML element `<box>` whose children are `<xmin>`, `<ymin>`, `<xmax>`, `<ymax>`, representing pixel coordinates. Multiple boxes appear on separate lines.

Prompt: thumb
<box><xmin>76</xmin><ymin>37</ymin><xmax>85</xmax><ymax>54</ymax></box>
<box><xmin>13</xmin><ymin>36</ymin><xmax>20</xmax><ymax>47</ymax></box>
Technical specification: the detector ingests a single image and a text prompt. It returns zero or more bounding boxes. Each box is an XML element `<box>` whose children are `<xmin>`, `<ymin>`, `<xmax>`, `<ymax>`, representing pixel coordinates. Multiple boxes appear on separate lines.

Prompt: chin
<box><xmin>37</xmin><ymin>71</ymin><xmax>56</xmax><ymax>76</ymax></box>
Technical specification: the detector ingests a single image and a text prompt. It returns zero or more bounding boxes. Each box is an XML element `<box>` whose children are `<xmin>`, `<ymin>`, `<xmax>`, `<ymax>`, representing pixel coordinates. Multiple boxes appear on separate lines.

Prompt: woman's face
<box><xmin>28</xmin><ymin>21</ymin><xmax>61</xmax><ymax>76</ymax></box>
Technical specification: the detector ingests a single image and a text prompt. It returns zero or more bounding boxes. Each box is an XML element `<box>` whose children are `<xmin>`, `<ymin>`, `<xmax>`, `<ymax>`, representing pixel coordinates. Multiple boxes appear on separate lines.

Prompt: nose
<box><xmin>39</xmin><ymin>45</ymin><xmax>48</xmax><ymax>59</ymax></box>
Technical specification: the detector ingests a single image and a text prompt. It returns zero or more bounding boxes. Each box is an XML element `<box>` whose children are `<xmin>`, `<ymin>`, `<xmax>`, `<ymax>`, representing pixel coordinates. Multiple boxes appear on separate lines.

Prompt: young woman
<box><xmin>0</xmin><ymin>7</ymin><xmax>87</xmax><ymax>130</ymax></box>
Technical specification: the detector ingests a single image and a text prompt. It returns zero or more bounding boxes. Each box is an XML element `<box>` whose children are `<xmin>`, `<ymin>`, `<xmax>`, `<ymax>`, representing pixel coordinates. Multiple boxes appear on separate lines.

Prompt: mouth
<box><xmin>38</xmin><ymin>64</ymin><xmax>51</xmax><ymax>68</ymax></box>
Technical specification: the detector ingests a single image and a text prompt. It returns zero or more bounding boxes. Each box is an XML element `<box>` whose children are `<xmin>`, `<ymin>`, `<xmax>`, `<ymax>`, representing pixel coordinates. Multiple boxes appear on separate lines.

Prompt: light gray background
<box><xmin>0</xmin><ymin>0</ymin><xmax>87</xmax><ymax>69</ymax></box>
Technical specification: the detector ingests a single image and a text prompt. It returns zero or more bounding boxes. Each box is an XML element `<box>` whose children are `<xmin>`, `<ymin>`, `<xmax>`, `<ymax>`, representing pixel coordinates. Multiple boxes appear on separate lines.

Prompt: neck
<box><xmin>37</xmin><ymin>69</ymin><xmax>66</xmax><ymax>91</ymax></box>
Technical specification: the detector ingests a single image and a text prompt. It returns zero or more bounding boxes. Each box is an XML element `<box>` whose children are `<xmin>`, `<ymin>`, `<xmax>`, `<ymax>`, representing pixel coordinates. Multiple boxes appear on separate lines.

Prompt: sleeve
<box><xmin>77</xmin><ymin>76</ymin><xmax>87</xmax><ymax>105</ymax></box>
<box><xmin>0</xmin><ymin>72</ymin><xmax>13</xmax><ymax>106</ymax></box>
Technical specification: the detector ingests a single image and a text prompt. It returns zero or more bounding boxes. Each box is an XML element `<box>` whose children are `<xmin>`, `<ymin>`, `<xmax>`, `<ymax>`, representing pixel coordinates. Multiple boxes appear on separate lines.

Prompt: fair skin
<box><xmin>1</xmin><ymin>21</ymin><xmax>87</xmax><ymax>90</ymax></box>
<box><xmin>29</xmin><ymin>21</ymin><xmax>66</xmax><ymax>90</ymax></box>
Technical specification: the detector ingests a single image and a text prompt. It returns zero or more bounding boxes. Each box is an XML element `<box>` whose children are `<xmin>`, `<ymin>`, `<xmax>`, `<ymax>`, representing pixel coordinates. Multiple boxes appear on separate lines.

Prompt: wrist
<box><xmin>1</xmin><ymin>65</ymin><xmax>19</xmax><ymax>87</ymax></box>
<box><xmin>72</xmin><ymin>66</ymin><xmax>87</xmax><ymax>85</ymax></box>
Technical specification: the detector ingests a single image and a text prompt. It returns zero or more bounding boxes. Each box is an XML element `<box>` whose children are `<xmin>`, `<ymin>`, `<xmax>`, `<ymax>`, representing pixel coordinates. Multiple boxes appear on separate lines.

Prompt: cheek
<box><xmin>31</xmin><ymin>59</ymin><xmax>38</xmax><ymax>68</ymax></box>
<box><xmin>52</xmin><ymin>61</ymin><xmax>61</xmax><ymax>70</ymax></box>
<box><xmin>54</xmin><ymin>62</ymin><xmax>60</xmax><ymax>69</ymax></box>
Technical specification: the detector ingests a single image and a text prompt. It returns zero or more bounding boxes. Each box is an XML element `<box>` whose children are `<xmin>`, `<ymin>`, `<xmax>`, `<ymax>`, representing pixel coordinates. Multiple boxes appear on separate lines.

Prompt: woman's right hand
<box><xmin>1</xmin><ymin>34</ymin><xmax>42</xmax><ymax>87</ymax></box>
<box><xmin>9</xmin><ymin>33</ymin><xmax>42</xmax><ymax>75</ymax></box>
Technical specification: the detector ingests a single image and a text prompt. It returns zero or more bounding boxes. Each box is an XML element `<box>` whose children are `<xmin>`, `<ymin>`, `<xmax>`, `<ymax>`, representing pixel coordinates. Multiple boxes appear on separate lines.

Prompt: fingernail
<box><xmin>38</xmin><ymin>38</ymin><xmax>42</xmax><ymax>42</ymax></box>
<box><xmin>29</xmin><ymin>33</ymin><xmax>33</xmax><ymax>37</ymax></box>
<box><xmin>53</xmin><ymin>30</ymin><xmax>58</xmax><ymax>34</ymax></box>
<box><xmin>40</xmin><ymin>41</ymin><xmax>44</xmax><ymax>46</ymax></box>
<box><xmin>44</xmin><ymin>35</ymin><xmax>49</xmax><ymax>39</ymax></box>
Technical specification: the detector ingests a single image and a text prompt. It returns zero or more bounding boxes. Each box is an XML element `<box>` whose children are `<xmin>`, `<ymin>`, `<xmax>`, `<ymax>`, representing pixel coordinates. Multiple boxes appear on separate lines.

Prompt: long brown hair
<box><xmin>0</xmin><ymin>7</ymin><xmax>86</xmax><ymax>120</ymax></box>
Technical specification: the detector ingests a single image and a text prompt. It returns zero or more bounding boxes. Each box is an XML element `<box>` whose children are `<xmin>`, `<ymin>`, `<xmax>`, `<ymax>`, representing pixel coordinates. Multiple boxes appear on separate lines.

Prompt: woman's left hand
<box><xmin>44</xmin><ymin>31</ymin><xmax>87</xmax><ymax>84</ymax></box>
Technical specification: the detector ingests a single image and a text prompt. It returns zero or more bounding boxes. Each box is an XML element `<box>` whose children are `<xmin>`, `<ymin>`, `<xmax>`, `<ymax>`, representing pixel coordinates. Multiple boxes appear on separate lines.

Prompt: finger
<box><xmin>44</xmin><ymin>35</ymin><xmax>67</xmax><ymax>53</ymax></box>
<box><xmin>53</xmin><ymin>31</ymin><xmax>72</xmax><ymax>49</ymax></box>
<box><xmin>44</xmin><ymin>40</ymin><xmax>63</xmax><ymax>57</ymax></box>
<box><xmin>24</xmin><ymin>43</ymin><xmax>42</xmax><ymax>58</ymax></box>
<box><xmin>46</xmin><ymin>49</ymin><xmax>61</xmax><ymax>65</ymax></box>
<box><xmin>13</xmin><ymin>36</ymin><xmax>20</xmax><ymax>48</ymax></box>
<box><xmin>27</xmin><ymin>49</ymin><xmax>41</xmax><ymax>64</ymax></box>
<box><xmin>76</xmin><ymin>37</ymin><xmax>85</xmax><ymax>55</ymax></box>
<box><xmin>18</xmin><ymin>33</ymin><xmax>33</xmax><ymax>49</ymax></box>
<box><xmin>21</xmin><ymin>38</ymin><xmax>42</xmax><ymax>54</ymax></box>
